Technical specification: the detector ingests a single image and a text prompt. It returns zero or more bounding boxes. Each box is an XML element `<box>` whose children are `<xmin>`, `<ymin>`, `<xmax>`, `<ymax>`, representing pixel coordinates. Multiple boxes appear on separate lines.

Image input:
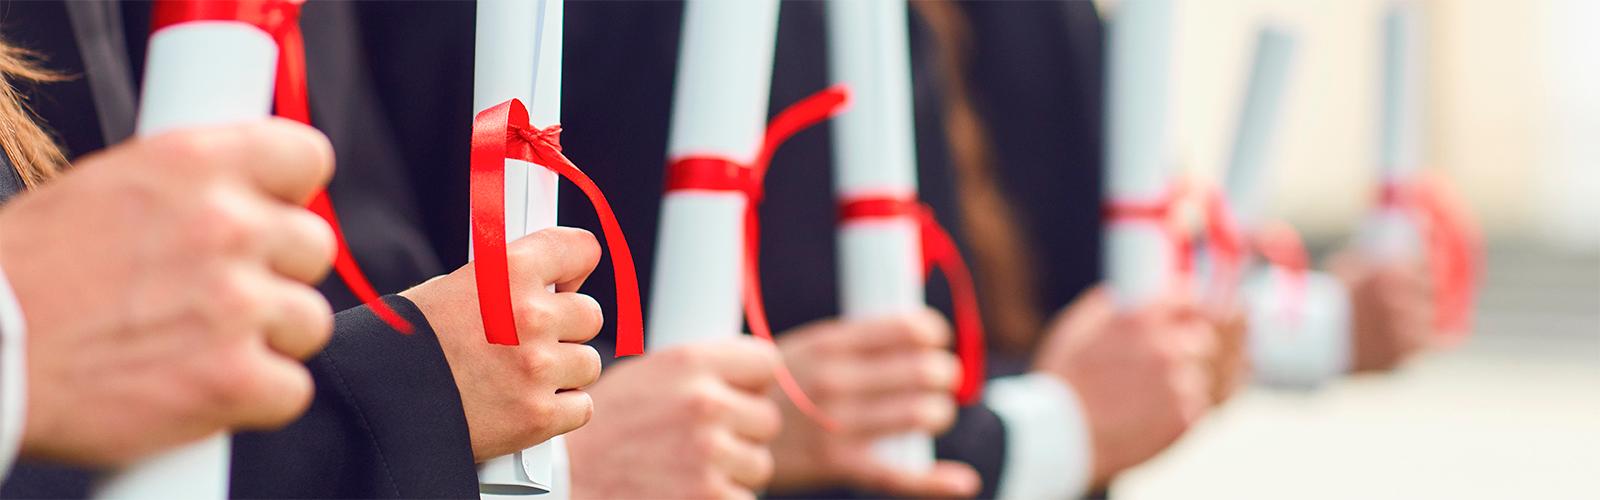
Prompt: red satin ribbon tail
<box><xmin>915</xmin><ymin>207</ymin><xmax>986</xmax><ymax>406</ymax></box>
<box><xmin>741</xmin><ymin>211</ymin><xmax>837</xmax><ymax>431</ymax></box>
<box><xmin>520</xmin><ymin>126</ymin><xmax>645</xmax><ymax>357</ymax></box>
<box><xmin>270</xmin><ymin>6</ymin><xmax>409</xmax><ymax>334</ymax></box>
<box><xmin>469</xmin><ymin>102</ymin><xmax>523</xmax><ymax>346</ymax></box>
<box><xmin>1414</xmin><ymin>182</ymin><xmax>1482</xmax><ymax>338</ymax></box>
<box><xmin>755</xmin><ymin>85</ymin><xmax>853</xmax><ymax>172</ymax></box>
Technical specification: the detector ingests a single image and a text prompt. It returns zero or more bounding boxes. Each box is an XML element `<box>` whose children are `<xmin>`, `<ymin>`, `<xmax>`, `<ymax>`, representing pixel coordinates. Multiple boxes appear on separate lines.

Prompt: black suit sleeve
<box><xmin>937</xmin><ymin>405</ymin><xmax>1009</xmax><ymax>500</ymax></box>
<box><xmin>230</xmin><ymin>295</ymin><xmax>478</xmax><ymax>499</ymax></box>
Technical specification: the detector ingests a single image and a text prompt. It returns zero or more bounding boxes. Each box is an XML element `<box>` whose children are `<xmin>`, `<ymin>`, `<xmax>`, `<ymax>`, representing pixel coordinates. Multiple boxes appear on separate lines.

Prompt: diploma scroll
<box><xmin>825</xmin><ymin>0</ymin><xmax>932</xmax><ymax>473</ymax></box>
<box><xmin>473</xmin><ymin>0</ymin><xmax>563</xmax><ymax>494</ymax></box>
<box><xmin>649</xmin><ymin>0</ymin><xmax>781</xmax><ymax>351</ymax></box>
<box><xmin>1363</xmin><ymin>1</ymin><xmax>1427</xmax><ymax>262</ymax></box>
<box><xmin>96</xmin><ymin>10</ymin><xmax>281</xmax><ymax>500</ymax></box>
<box><xmin>1104</xmin><ymin>0</ymin><xmax>1179</xmax><ymax>310</ymax></box>
<box><xmin>1222</xmin><ymin>27</ymin><xmax>1297</xmax><ymax>234</ymax></box>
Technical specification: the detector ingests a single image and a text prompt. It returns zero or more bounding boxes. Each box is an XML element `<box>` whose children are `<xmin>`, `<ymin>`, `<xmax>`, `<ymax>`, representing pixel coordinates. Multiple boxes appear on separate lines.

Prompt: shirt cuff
<box><xmin>1244</xmin><ymin>266</ymin><xmax>1353</xmax><ymax>389</ymax></box>
<box><xmin>0</xmin><ymin>261</ymin><xmax>27</xmax><ymax>478</ymax></box>
<box><xmin>985</xmin><ymin>373</ymin><xmax>1091</xmax><ymax>500</ymax></box>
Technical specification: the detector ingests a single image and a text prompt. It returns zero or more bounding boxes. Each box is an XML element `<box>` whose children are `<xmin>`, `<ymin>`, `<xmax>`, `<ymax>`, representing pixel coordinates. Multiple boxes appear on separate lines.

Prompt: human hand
<box><xmin>1330</xmin><ymin>251</ymin><xmax>1434</xmax><ymax>372</ymax></box>
<box><xmin>767</xmin><ymin>310</ymin><xmax>979</xmax><ymax>498</ymax></box>
<box><xmin>1034</xmin><ymin>286</ymin><xmax>1216</xmax><ymax>487</ymax></box>
<box><xmin>4</xmin><ymin>120</ymin><xmax>338</xmax><ymax>465</ymax></box>
<box><xmin>400</xmin><ymin>227</ymin><xmax>604</xmax><ymax>462</ymax></box>
<box><xmin>567</xmin><ymin>337</ymin><xmax>782</xmax><ymax>499</ymax></box>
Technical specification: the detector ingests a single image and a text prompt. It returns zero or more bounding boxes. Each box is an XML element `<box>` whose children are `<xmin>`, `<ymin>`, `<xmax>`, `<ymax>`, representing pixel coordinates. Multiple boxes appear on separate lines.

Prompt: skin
<box><xmin>4</xmin><ymin>119</ymin><xmax>338</xmax><ymax>466</ymax></box>
<box><xmin>400</xmin><ymin>227</ymin><xmax>605</xmax><ymax>463</ymax></box>
<box><xmin>767</xmin><ymin>309</ymin><xmax>980</xmax><ymax>498</ymax></box>
<box><xmin>1330</xmin><ymin>251</ymin><xmax>1436</xmax><ymax>372</ymax></box>
<box><xmin>566</xmin><ymin>338</ymin><xmax>784</xmax><ymax>500</ymax></box>
<box><xmin>1034</xmin><ymin>287</ymin><xmax>1218</xmax><ymax>488</ymax></box>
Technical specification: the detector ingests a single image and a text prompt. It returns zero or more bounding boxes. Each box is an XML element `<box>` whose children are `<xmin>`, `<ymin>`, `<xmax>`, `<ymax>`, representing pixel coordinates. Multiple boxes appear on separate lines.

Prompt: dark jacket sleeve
<box><xmin>230</xmin><ymin>296</ymin><xmax>478</xmax><ymax>499</ymax></box>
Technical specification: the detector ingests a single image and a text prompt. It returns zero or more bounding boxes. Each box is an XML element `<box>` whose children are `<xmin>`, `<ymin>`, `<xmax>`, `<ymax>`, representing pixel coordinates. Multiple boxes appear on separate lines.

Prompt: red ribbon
<box><xmin>468</xmin><ymin>99</ymin><xmax>643</xmax><ymax>357</ymax></box>
<box><xmin>1104</xmin><ymin>184</ymin><xmax>1311</xmax><ymax>319</ymax></box>
<box><xmin>1379</xmin><ymin>179</ymin><xmax>1481</xmax><ymax>339</ymax></box>
<box><xmin>152</xmin><ymin>0</ymin><xmax>413</xmax><ymax>333</ymax></box>
<box><xmin>663</xmin><ymin>85</ymin><xmax>851</xmax><ymax>430</ymax></box>
<box><xmin>837</xmin><ymin>196</ymin><xmax>987</xmax><ymax>406</ymax></box>
<box><xmin>1103</xmin><ymin>189</ymin><xmax>1192</xmax><ymax>277</ymax></box>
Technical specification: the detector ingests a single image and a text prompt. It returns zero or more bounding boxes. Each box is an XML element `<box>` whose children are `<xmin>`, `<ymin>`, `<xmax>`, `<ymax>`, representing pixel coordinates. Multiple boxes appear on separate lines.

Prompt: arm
<box><xmin>230</xmin><ymin>296</ymin><xmax>478</xmax><ymax>499</ymax></box>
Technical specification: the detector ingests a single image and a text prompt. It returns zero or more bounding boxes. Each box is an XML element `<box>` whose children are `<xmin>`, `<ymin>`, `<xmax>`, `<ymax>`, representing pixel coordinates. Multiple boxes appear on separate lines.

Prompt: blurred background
<box><xmin>1094</xmin><ymin>0</ymin><xmax>1600</xmax><ymax>497</ymax></box>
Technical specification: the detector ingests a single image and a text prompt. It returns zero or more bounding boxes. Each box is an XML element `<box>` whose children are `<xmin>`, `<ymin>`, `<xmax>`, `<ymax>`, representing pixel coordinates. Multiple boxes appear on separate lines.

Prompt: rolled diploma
<box><xmin>825</xmin><ymin>0</ymin><xmax>933</xmax><ymax>473</ymax></box>
<box><xmin>1243</xmin><ymin>268</ymin><xmax>1351</xmax><ymax>389</ymax></box>
<box><xmin>1363</xmin><ymin>1</ymin><xmax>1426</xmax><ymax>261</ymax></box>
<box><xmin>473</xmin><ymin>0</ymin><xmax>563</xmax><ymax>495</ymax></box>
<box><xmin>648</xmin><ymin>0</ymin><xmax>780</xmax><ymax>351</ymax></box>
<box><xmin>1104</xmin><ymin>0</ymin><xmax>1178</xmax><ymax>309</ymax></box>
<box><xmin>94</xmin><ymin>21</ymin><xmax>278</xmax><ymax>500</ymax></box>
<box><xmin>1222</xmin><ymin>26</ymin><xmax>1297</xmax><ymax>233</ymax></box>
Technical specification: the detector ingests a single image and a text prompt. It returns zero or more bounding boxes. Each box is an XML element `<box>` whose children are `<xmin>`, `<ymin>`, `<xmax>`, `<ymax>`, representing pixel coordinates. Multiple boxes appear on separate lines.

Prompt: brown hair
<box><xmin>0</xmin><ymin>40</ymin><xmax>65</xmax><ymax>189</ymax></box>
<box><xmin>913</xmin><ymin>0</ymin><xmax>1046</xmax><ymax>352</ymax></box>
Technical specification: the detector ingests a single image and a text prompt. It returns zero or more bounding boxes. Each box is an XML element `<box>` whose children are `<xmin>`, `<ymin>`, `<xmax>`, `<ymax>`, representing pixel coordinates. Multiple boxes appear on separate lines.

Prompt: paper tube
<box><xmin>1364</xmin><ymin>1</ymin><xmax>1427</xmax><ymax>260</ymax></box>
<box><xmin>648</xmin><ymin>0</ymin><xmax>781</xmax><ymax>350</ymax></box>
<box><xmin>1104</xmin><ymin>0</ymin><xmax>1178</xmax><ymax>309</ymax></box>
<box><xmin>473</xmin><ymin>0</ymin><xmax>563</xmax><ymax>495</ymax></box>
<box><xmin>1222</xmin><ymin>27</ymin><xmax>1297</xmax><ymax>233</ymax></box>
<box><xmin>825</xmin><ymin>0</ymin><xmax>934</xmax><ymax>473</ymax></box>
<box><xmin>95</xmin><ymin>19</ymin><xmax>279</xmax><ymax>500</ymax></box>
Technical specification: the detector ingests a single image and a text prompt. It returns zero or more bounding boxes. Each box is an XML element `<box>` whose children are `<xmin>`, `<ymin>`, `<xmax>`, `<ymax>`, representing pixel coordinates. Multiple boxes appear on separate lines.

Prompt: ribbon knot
<box><xmin>153</xmin><ymin>0</ymin><xmax>413</xmax><ymax>333</ymax></box>
<box><xmin>838</xmin><ymin>196</ymin><xmax>988</xmax><ymax>406</ymax></box>
<box><xmin>663</xmin><ymin>85</ymin><xmax>852</xmax><ymax>430</ymax></box>
<box><xmin>470</xmin><ymin>98</ymin><xmax>644</xmax><ymax>357</ymax></box>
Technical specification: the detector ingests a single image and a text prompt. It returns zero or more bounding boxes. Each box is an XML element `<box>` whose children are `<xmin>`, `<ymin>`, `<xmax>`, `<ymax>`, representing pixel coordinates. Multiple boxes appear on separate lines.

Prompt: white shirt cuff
<box><xmin>1244</xmin><ymin>266</ymin><xmax>1352</xmax><ymax>389</ymax></box>
<box><xmin>985</xmin><ymin>373</ymin><xmax>1091</xmax><ymax>500</ymax></box>
<box><xmin>0</xmin><ymin>260</ymin><xmax>27</xmax><ymax>477</ymax></box>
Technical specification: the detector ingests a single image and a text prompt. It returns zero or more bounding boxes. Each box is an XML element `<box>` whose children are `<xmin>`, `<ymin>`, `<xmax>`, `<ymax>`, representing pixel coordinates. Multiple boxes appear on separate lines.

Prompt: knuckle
<box><xmin>683</xmin><ymin>386</ymin><xmax>726</xmax><ymax>422</ymax></box>
<box><xmin>187</xmin><ymin>196</ymin><xmax>257</xmax><ymax>254</ymax></box>
<box><xmin>661</xmin><ymin>345</ymin><xmax>705</xmax><ymax>370</ymax></box>
<box><xmin>204</xmin><ymin>271</ymin><xmax>264</xmax><ymax>328</ymax></box>
<box><xmin>810</xmin><ymin>372</ymin><xmax>847</xmax><ymax>400</ymax></box>
<box><xmin>687</xmin><ymin>428</ymin><xmax>721</xmax><ymax>462</ymax></box>
<box><xmin>521</xmin><ymin>297</ymin><xmax>560</xmax><ymax>334</ymax></box>
<box><xmin>576</xmin><ymin>345</ymin><xmax>603</xmax><ymax>387</ymax></box>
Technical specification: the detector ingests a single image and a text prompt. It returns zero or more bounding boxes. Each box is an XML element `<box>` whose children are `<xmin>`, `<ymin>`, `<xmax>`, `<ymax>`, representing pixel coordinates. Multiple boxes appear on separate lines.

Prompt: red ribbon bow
<box><xmin>664</xmin><ymin>85</ymin><xmax>852</xmax><ymax>430</ymax></box>
<box><xmin>152</xmin><ymin>0</ymin><xmax>413</xmax><ymax>333</ymax></box>
<box><xmin>469</xmin><ymin>99</ymin><xmax>644</xmax><ymax>357</ymax></box>
<box><xmin>1379</xmin><ymin>179</ymin><xmax>1481</xmax><ymax>339</ymax></box>
<box><xmin>837</xmin><ymin>196</ymin><xmax>988</xmax><ymax>406</ymax></box>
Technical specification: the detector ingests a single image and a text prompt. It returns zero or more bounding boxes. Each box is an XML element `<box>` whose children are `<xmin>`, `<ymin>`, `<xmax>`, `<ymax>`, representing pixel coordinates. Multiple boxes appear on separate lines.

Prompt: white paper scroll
<box><xmin>825</xmin><ymin>0</ymin><xmax>934</xmax><ymax>474</ymax></box>
<box><xmin>472</xmin><ymin>0</ymin><xmax>563</xmax><ymax>495</ymax></box>
<box><xmin>95</xmin><ymin>21</ymin><xmax>280</xmax><ymax>500</ymax></box>
<box><xmin>648</xmin><ymin>0</ymin><xmax>781</xmax><ymax>351</ymax></box>
<box><xmin>1222</xmin><ymin>26</ymin><xmax>1297</xmax><ymax>233</ymax></box>
<box><xmin>1242</xmin><ymin>268</ymin><xmax>1352</xmax><ymax>388</ymax></box>
<box><xmin>1104</xmin><ymin>0</ymin><xmax>1178</xmax><ymax>309</ymax></box>
<box><xmin>1363</xmin><ymin>1</ymin><xmax>1427</xmax><ymax>260</ymax></box>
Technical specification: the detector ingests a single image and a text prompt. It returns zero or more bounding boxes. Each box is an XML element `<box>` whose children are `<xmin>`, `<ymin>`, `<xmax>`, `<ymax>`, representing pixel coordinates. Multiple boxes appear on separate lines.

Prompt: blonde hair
<box><xmin>0</xmin><ymin>40</ymin><xmax>65</xmax><ymax>189</ymax></box>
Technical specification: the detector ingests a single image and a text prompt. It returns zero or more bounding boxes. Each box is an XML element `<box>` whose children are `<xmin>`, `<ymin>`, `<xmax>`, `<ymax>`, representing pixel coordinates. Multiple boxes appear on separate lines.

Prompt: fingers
<box><xmin>180</xmin><ymin>119</ymin><xmax>334</xmax><ymax>205</ymax></box>
<box><xmin>546</xmin><ymin>342</ymin><xmax>603</xmax><ymax>390</ymax></box>
<box><xmin>542</xmin><ymin>390</ymin><xmax>595</xmax><ymax>438</ymax></box>
<box><xmin>263</xmin><ymin>205</ymin><xmax>337</xmax><ymax>284</ymax></box>
<box><xmin>692</xmin><ymin>337</ymin><xmax>781</xmax><ymax>393</ymax></box>
<box><xmin>831</xmin><ymin>392</ymin><xmax>955</xmax><ymax>437</ymax></box>
<box><xmin>842</xmin><ymin>309</ymin><xmax>953</xmax><ymax>354</ymax></box>
<box><xmin>507</xmin><ymin>227</ymin><xmax>601</xmax><ymax>291</ymax></box>
<box><xmin>858</xmin><ymin>460</ymin><xmax>981</xmax><ymax>498</ymax></box>
<box><xmin>519</xmin><ymin>292</ymin><xmax>604</xmax><ymax>344</ymax></box>
<box><xmin>708</xmin><ymin>430</ymin><xmax>775</xmax><ymax>490</ymax></box>
<box><xmin>819</xmin><ymin>350</ymin><xmax>960</xmax><ymax>398</ymax></box>
<box><xmin>226</xmin><ymin>348</ymin><xmax>316</xmax><ymax>430</ymax></box>
<box><xmin>260</xmin><ymin>277</ymin><xmax>335</xmax><ymax>361</ymax></box>
<box><xmin>713</xmin><ymin>385</ymin><xmax>782</xmax><ymax>443</ymax></box>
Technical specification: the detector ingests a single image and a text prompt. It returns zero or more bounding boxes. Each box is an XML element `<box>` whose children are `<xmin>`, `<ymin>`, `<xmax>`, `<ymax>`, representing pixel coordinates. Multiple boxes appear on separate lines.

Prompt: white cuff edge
<box><xmin>986</xmin><ymin>373</ymin><xmax>1091</xmax><ymax>500</ymax></box>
